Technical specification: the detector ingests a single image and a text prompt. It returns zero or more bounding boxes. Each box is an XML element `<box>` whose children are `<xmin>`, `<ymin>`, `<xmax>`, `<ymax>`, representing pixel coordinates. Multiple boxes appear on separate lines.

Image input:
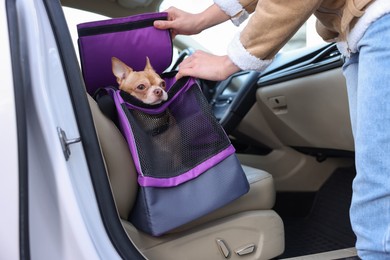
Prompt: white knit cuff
<box><xmin>214</xmin><ymin>0</ymin><xmax>243</xmax><ymax>17</ymax></box>
<box><xmin>231</xmin><ymin>10</ymin><xmax>250</xmax><ymax>26</ymax></box>
<box><xmin>347</xmin><ymin>0</ymin><xmax>390</xmax><ymax>54</ymax></box>
<box><xmin>227</xmin><ymin>33</ymin><xmax>273</xmax><ymax>72</ymax></box>
<box><xmin>336</xmin><ymin>41</ymin><xmax>349</xmax><ymax>56</ymax></box>
<box><xmin>214</xmin><ymin>0</ymin><xmax>248</xmax><ymax>26</ymax></box>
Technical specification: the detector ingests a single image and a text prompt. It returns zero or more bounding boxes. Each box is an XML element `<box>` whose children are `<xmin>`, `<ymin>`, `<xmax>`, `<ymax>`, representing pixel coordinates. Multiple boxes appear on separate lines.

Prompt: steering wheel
<box><xmin>170</xmin><ymin>48</ymin><xmax>194</xmax><ymax>71</ymax></box>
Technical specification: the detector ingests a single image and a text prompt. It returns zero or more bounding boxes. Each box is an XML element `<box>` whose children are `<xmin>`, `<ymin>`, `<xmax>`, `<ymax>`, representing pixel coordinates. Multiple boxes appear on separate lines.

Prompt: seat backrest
<box><xmin>87</xmin><ymin>94</ymin><xmax>137</xmax><ymax>219</ymax></box>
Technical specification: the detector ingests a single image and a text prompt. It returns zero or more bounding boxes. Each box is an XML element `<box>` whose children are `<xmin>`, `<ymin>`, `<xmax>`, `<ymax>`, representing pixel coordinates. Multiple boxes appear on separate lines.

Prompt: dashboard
<box><xmin>209</xmin><ymin>43</ymin><xmax>343</xmax><ymax>135</ymax></box>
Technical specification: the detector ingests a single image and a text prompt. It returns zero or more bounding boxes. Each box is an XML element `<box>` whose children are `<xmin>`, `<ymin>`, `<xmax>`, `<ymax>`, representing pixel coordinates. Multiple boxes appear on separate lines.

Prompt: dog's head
<box><xmin>112</xmin><ymin>57</ymin><xmax>167</xmax><ymax>105</ymax></box>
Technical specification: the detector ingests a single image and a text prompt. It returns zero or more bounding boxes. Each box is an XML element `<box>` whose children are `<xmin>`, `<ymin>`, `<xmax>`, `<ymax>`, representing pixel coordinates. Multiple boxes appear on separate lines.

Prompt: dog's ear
<box><xmin>112</xmin><ymin>57</ymin><xmax>133</xmax><ymax>85</ymax></box>
<box><xmin>144</xmin><ymin>56</ymin><xmax>154</xmax><ymax>71</ymax></box>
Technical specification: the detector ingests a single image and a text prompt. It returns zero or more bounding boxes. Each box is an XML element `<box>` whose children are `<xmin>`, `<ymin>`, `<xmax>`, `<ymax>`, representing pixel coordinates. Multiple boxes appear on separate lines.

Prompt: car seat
<box><xmin>87</xmin><ymin>94</ymin><xmax>284</xmax><ymax>260</ymax></box>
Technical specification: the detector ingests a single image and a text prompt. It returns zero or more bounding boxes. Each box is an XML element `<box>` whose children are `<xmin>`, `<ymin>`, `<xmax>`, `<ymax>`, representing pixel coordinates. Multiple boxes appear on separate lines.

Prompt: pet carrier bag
<box><xmin>78</xmin><ymin>12</ymin><xmax>249</xmax><ymax>236</ymax></box>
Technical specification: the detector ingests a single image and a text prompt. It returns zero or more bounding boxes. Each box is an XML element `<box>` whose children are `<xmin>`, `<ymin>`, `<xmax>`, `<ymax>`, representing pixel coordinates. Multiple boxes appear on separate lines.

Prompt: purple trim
<box><xmin>108</xmin><ymin>88</ymin><xmax>144</xmax><ymax>175</ymax></box>
<box><xmin>138</xmin><ymin>145</ymin><xmax>236</xmax><ymax>187</ymax></box>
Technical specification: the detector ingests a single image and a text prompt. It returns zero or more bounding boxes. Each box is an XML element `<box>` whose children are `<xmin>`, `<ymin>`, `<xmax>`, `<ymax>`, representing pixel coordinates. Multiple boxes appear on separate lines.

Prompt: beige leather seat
<box><xmin>88</xmin><ymin>95</ymin><xmax>284</xmax><ymax>260</ymax></box>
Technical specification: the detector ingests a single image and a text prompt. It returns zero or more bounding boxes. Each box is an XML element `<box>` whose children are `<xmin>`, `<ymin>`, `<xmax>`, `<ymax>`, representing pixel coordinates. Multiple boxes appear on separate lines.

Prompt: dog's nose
<box><xmin>153</xmin><ymin>88</ymin><xmax>163</xmax><ymax>97</ymax></box>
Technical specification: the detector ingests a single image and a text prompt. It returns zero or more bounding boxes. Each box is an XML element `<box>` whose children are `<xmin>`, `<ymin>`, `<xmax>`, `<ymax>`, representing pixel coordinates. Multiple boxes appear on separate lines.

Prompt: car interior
<box><xmin>54</xmin><ymin>0</ymin><xmax>358</xmax><ymax>259</ymax></box>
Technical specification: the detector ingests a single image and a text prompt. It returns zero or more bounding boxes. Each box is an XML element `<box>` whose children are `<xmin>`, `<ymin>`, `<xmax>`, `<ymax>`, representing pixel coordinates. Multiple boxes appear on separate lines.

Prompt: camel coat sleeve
<box><xmin>214</xmin><ymin>0</ymin><xmax>323</xmax><ymax>71</ymax></box>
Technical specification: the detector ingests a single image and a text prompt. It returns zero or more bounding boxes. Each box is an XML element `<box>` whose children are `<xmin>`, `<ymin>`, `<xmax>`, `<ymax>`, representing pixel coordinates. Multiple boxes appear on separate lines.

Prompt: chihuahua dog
<box><xmin>112</xmin><ymin>56</ymin><xmax>168</xmax><ymax>105</ymax></box>
<box><xmin>112</xmin><ymin>56</ymin><xmax>182</xmax><ymax>170</ymax></box>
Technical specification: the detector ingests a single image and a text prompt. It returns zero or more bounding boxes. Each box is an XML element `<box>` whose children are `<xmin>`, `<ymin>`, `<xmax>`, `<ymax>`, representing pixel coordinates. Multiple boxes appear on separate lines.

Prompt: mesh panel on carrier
<box><xmin>122</xmin><ymin>85</ymin><xmax>231</xmax><ymax>179</ymax></box>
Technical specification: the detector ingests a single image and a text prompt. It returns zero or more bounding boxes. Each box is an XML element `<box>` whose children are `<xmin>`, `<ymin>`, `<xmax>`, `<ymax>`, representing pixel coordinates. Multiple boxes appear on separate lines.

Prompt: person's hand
<box><xmin>176</xmin><ymin>51</ymin><xmax>240</xmax><ymax>81</ymax></box>
<box><xmin>154</xmin><ymin>7</ymin><xmax>203</xmax><ymax>38</ymax></box>
<box><xmin>154</xmin><ymin>4</ymin><xmax>230</xmax><ymax>38</ymax></box>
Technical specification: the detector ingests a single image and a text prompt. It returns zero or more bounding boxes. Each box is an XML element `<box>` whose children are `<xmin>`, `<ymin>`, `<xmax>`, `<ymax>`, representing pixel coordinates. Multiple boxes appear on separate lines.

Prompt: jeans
<box><xmin>342</xmin><ymin>14</ymin><xmax>390</xmax><ymax>260</ymax></box>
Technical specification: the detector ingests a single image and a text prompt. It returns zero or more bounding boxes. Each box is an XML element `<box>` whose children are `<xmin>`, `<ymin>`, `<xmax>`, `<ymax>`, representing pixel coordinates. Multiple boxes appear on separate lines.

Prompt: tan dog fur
<box><xmin>112</xmin><ymin>57</ymin><xmax>167</xmax><ymax>105</ymax></box>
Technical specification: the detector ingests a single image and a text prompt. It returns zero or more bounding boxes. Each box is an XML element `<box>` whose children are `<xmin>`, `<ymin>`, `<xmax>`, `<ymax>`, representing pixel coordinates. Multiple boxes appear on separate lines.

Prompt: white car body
<box><xmin>1</xmin><ymin>0</ymin><xmax>122</xmax><ymax>258</ymax></box>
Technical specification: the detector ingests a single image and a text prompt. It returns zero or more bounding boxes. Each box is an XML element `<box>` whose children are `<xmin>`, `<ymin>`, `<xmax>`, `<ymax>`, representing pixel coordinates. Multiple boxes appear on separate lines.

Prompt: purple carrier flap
<box><xmin>77</xmin><ymin>12</ymin><xmax>173</xmax><ymax>95</ymax></box>
<box><xmin>105</xmin><ymin>77</ymin><xmax>236</xmax><ymax>188</ymax></box>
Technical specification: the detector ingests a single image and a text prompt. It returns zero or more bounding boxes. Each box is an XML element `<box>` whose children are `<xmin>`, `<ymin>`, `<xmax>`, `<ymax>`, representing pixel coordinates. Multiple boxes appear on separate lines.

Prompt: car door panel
<box><xmin>255</xmin><ymin>67</ymin><xmax>353</xmax><ymax>151</ymax></box>
<box><xmin>233</xmin><ymin>45</ymin><xmax>355</xmax><ymax>192</ymax></box>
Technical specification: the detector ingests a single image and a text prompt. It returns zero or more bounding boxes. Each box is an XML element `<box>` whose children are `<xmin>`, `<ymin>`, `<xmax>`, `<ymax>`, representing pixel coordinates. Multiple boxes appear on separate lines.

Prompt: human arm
<box><xmin>153</xmin><ymin>3</ymin><xmax>240</xmax><ymax>80</ymax></box>
<box><xmin>225</xmin><ymin>0</ymin><xmax>322</xmax><ymax>71</ymax></box>
<box><xmin>153</xmin><ymin>4</ymin><xmax>230</xmax><ymax>38</ymax></box>
<box><xmin>163</xmin><ymin>0</ymin><xmax>323</xmax><ymax>81</ymax></box>
<box><xmin>175</xmin><ymin>51</ymin><xmax>240</xmax><ymax>81</ymax></box>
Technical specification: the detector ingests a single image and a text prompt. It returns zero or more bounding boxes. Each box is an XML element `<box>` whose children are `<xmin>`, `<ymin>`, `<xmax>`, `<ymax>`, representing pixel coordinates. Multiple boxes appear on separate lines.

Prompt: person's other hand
<box><xmin>154</xmin><ymin>7</ymin><xmax>203</xmax><ymax>38</ymax></box>
<box><xmin>176</xmin><ymin>51</ymin><xmax>240</xmax><ymax>81</ymax></box>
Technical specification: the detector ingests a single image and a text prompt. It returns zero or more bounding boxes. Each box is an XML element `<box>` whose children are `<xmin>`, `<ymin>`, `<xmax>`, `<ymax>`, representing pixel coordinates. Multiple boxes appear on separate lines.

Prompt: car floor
<box><xmin>276</xmin><ymin>166</ymin><xmax>357</xmax><ymax>259</ymax></box>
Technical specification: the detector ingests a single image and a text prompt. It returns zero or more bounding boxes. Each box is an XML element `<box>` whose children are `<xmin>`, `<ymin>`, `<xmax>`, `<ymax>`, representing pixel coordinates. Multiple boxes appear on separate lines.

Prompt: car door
<box><xmin>4</xmin><ymin>0</ymin><xmax>144</xmax><ymax>259</ymax></box>
<box><xmin>0</xmin><ymin>1</ymin><xmax>22</xmax><ymax>258</ymax></box>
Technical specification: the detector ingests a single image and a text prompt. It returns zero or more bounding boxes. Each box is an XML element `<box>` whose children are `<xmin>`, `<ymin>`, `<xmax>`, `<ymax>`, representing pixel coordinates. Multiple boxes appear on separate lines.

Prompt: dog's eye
<box><xmin>160</xmin><ymin>81</ymin><xmax>166</xmax><ymax>89</ymax></box>
<box><xmin>137</xmin><ymin>84</ymin><xmax>146</xmax><ymax>90</ymax></box>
